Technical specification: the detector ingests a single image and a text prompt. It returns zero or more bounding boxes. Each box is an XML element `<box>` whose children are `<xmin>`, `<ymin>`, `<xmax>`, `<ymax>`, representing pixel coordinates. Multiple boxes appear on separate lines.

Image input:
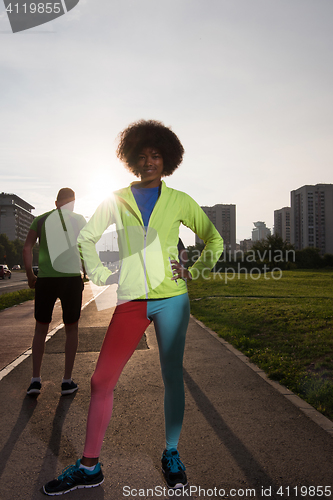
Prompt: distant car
<box><xmin>0</xmin><ymin>265</ymin><xmax>11</xmax><ymax>279</ymax></box>
<box><xmin>12</xmin><ymin>264</ymin><xmax>21</xmax><ymax>270</ymax></box>
<box><xmin>32</xmin><ymin>266</ymin><xmax>39</xmax><ymax>276</ymax></box>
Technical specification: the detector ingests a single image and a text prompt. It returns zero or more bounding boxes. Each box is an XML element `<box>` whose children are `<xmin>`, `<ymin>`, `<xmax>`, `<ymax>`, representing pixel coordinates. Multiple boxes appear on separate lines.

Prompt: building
<box><xmin>239</xmin><ymin>239</ymin><xmax>253</xmax><ymax>252</ymax></box>
<box><xmin>195</xmin><ymin>204</ymin><xmax>236</xmax><ymax>251</ymax></box>
<box><xmin>291</xmin><ymin>184</ymin><xmax>333</xmax><ymax>255</ymax></box>
<box><xmin>274</xmin><ymin>207</ymin><xmax>291</xmax><ymax>244</ymax></box>
<box><xmin>252</xmin><ymin>221</ymin><xmax>271</xmax><ymax>242</ymax></box>
<box><xmin>0</xmin><ymin>193</ymin><xmax>35</xmax><ymax>242</ymax></box>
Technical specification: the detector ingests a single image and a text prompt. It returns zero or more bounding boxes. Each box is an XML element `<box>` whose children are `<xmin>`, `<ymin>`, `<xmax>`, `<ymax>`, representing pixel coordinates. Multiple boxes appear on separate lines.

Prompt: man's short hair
<box><xmin>56</xmin><ymin>188</ymin><xmax>75</xmax><ymax>203</ymax></box>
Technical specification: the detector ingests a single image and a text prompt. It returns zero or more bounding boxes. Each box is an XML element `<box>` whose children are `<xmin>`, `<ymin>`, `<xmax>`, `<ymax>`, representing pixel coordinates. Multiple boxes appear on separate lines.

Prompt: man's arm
<box><xmin>23</xmin><ymin>229</ymin><xmax>38</xmax><ymax>289</ymax></box>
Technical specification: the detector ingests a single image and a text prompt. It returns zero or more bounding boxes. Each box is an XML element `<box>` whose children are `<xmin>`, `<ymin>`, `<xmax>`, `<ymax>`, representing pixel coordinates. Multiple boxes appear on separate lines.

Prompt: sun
<box><xmin>75</xmin><ymin>166</ymin><xmax>121</xmax><ymax>220</ymax></box>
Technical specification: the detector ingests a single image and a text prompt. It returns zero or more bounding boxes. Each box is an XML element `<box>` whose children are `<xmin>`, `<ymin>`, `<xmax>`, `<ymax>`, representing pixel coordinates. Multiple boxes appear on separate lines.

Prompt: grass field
<box><xmin>187</xmin><ymin>269</ymin><xmax>333</xmax><ymax>420</ymax></box>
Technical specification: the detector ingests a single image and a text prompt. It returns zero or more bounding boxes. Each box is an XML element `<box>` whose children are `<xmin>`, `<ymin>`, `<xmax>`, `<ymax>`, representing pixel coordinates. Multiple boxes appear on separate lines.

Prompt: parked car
<box><xmin>12</xmin><ymin>264</ymin><xmax>21</xmax><ymax>270</ymax></box>
<box><xmin>0</xmin><ymin>265</ymin><xmax>11</xmax><ymax>279</ymax></box>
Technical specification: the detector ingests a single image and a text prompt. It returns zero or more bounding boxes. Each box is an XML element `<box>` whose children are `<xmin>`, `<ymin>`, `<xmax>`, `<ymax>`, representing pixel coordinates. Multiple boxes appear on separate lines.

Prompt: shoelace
<box><xmin>164</xmin><ymin>453</ymin><xmax>186</xmax><ymax>473</ymax></box>
<box><xmin>58</xmin><ymin>463</ymin><xmax>79</xmax><ymax>481</ymax></box>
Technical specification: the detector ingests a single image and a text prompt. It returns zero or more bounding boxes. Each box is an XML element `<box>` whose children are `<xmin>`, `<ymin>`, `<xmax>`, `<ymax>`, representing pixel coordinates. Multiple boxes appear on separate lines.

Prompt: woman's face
<box><xmin>135</xmin><ymin>147</ymin><xmax>164</xmax><ymax>187</ymax></box>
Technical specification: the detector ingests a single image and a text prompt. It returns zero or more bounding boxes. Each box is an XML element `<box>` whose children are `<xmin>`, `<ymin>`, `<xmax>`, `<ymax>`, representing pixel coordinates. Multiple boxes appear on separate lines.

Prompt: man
<box><xmin>23</xmin><ymin>188</ymin><xmax>86</xmax><ymax>396</ymax></box>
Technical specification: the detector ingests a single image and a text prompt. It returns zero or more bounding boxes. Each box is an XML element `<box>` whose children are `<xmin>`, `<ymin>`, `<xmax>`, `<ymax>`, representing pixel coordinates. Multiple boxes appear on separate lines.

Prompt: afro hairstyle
<box><xmin>116</xmin><ymin>119</ymin><xmax>184</xmax><ymax>177</ymax></box>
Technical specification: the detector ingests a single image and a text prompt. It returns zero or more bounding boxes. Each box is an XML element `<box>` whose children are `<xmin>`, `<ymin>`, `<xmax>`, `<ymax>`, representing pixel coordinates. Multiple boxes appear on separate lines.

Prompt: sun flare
<box><xmin>76</xmin><ymin>166</ymin><xmax>123</xmax><ymax>220</ymax></box>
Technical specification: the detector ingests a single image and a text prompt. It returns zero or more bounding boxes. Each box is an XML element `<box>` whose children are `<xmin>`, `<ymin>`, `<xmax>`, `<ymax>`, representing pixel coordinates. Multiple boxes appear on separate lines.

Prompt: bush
<box><xmin>323</xmin><ymin>253</ymin><xmax>333</xmax><ymax>268</ymax></box>
<box><xmin>295</xmin><ymin>247</ymin><xmax>322</xmax><ymax>268</ymax></box>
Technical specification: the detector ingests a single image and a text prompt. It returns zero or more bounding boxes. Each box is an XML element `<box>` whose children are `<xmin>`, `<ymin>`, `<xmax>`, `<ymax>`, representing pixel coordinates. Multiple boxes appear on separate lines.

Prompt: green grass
<box><xmin>0</xmin><ymin>289</ymin><xmax>35</xmax><ymax>311</ymax></box>
<box><xmin>187</xmin><ymin>269</ymin><xmax>333</xmax><ymax>420</ymax></box>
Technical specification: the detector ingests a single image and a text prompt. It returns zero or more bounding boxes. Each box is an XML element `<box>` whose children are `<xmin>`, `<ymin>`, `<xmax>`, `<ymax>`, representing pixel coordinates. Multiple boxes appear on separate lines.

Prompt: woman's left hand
<box><xmin>170</xmin><ymin>260</ymin><xmax>192</xmax><ymax>281</ymax></box>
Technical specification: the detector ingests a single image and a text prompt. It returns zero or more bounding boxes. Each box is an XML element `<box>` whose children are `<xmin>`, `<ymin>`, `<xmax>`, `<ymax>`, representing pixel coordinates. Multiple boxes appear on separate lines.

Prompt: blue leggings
<box><xmin>83</xmin><ymin>293</ymin><xmax>190</xmax><ymax>458</ymax></box>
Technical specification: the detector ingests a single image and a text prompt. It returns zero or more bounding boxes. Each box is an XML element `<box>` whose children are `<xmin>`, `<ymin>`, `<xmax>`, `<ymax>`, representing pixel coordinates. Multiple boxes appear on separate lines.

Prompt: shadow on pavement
<box><xmin>0</xmin><ymin>396</ymin><xmax>38</xmax><ymax>479</ymax></box>
<box><xmin>29</xmin><ymin>391</ymin><xmax>105</xmax><ymax>499</ymax></box>
<box><xmin>183</xmin><ymin>368</ymin><xmax>280</xmax><ymax>500</ymax></box>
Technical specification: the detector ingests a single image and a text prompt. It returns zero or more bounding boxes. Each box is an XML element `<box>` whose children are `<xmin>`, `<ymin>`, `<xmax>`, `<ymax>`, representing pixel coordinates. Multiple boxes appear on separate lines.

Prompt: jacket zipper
<box><xmin>126</xmin><ymin>185</ymin><xmax>162</xmax><ymax>299</ymax></box>
<box><xmin>143</xmin><ymin>231</ymin><xmax>148</xmax><ymax>298</ymax></box>
<box><xmin>142</xmin><ymin>192</ymin><xmax>162</xmax><ymax>299</ymax></box>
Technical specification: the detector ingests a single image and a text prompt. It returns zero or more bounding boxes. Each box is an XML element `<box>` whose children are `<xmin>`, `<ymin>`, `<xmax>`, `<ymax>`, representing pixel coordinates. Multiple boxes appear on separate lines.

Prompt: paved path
<box><xmin>0</xmin><ymin>281</ymin><xmax>112</xmax><ymax>374</ymax></box>
<box><xmin>0</xmin><ymin>285</ymin><xmax>332</xmax><ymax>500</ymax></box>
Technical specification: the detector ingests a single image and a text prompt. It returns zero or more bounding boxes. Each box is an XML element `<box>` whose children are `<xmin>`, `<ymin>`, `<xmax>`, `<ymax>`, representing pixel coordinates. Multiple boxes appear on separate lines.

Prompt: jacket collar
<box><xmin>113</xmin><ymin>180</ymin><xmax>167</xmax><ymax>222</ymax></box>
<box><xmin>115</xmin><ymin>180</ymin><xmax>166</xmax><ymax>203</ymax></box>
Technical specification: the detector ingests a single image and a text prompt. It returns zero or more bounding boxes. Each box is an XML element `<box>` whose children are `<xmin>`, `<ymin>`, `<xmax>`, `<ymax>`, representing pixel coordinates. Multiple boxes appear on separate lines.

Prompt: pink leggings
<box><xmin>83</xmin><ymin>294</ymin><xmax>190</xmax><ymax>458</ymax></box>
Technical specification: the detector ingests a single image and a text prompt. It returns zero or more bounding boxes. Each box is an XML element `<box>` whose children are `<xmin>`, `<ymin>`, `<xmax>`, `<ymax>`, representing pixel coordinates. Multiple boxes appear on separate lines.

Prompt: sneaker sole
<box><xmin>43</xmin><ymin>478</ymin><xmax>104</xmax><ymax>496</ymax></box>
<box><xmin>27</xmin><ymin>389</ymin><xmax>40</xmax><ymax>395</ymax></box>
<box><xmin>168</xmin><ymin>482</ymin><xmax>188</xmax><ymax>489</ymax></box>
<box><xmin>61</xmin><ymin>387</ymin><xmax>78</xmax><ymax>396</ymax></box>
<box><xmin>161</xmin><ymin>468</ymin><xmax>188</xmax><ymax>489</ymax></box>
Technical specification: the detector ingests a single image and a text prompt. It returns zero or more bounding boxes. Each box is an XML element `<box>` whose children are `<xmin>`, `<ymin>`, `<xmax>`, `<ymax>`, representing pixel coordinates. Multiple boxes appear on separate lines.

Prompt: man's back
<box><xmin>32</xmin><ymin>208</ymin><xmax>86</xmax><ymax>278</ymax></box>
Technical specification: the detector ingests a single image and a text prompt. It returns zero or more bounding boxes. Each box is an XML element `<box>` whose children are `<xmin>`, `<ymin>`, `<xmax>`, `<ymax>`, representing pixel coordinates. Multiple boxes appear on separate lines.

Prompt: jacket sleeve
<box><xmin>181</xmin><ymin>194</ymin><xmax>223</xmax><ymax>278</ymax></box>
<box><xmin>77</xmin><ymin>198</ymin><xmax>115</xmax><ymax>286</ymax></box>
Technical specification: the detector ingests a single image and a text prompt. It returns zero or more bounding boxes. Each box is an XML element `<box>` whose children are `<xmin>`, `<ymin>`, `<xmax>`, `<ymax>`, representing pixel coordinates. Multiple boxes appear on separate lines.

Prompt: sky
<box><xmin>1</xmin><ymin>0</ymin><xmax>333</xmax><ymax>247</ymax></box>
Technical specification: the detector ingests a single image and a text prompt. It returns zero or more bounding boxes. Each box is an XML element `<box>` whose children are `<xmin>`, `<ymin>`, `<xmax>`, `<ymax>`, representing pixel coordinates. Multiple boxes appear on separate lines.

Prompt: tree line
<box><xmin>0</xmin><ymin>234</ymin><xmax>39</xmax><ymax>269</ymax></box>
<box><xmin>2</xmin><ymin>232</ymin><xmax>332</xmax><ymax>272</ymax></box>
<box><xmin>185</xmin><ymin>235</ymin><xmax>333</xmax><ymax>271</ymax></box>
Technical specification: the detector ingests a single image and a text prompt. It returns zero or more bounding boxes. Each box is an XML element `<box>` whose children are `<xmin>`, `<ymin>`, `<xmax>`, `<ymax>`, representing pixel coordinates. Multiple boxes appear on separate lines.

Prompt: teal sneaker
<box><xmin>43</xmin><ymin>459</ymin><xmax>104</xmax><ymax>495</ymax></box>
<box><xmin>161</xmin><ymin>448</ymin><xmax>187</xmax><ymax>489</ymax></box>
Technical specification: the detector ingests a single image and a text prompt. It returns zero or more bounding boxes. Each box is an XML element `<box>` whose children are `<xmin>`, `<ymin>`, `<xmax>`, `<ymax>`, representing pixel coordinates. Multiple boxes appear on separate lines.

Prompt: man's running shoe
<box><xmin>27</xmin><ymin>381</ymin><xmax>41</xmax><ymax>395</ymax></box>
<box><xmin>61</xmin><ymin>380</ymin><xmax>78</xmax><ymax>395</ymax></box>
<box><xmin>43</xmin><ymin>459</ymin><xmax>104</xmax><ymax>495</ymax></box>
<box><xmin>161</xmin><ymin>448</ymin><xmax>187</xmax><ymax>489</ymax></box>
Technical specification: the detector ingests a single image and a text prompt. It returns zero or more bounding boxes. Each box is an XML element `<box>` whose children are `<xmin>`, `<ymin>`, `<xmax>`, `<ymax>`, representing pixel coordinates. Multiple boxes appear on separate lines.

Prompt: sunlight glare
<box><xmin>75</xmin><ymin>164</ymin><xmax>122</xmax><ymax>220</ymax></box>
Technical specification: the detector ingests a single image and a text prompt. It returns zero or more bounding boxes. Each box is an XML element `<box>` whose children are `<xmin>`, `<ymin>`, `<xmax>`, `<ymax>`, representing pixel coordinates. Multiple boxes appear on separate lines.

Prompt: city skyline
<box><xmin>4</xmin><ymin>181</ymin><xmax>332</xmax><ymax>253</ymax></box>
<box><xmin>1</xmin><ymin>0</ymin><xmax>332</xmax><ymax>246</ymax></box>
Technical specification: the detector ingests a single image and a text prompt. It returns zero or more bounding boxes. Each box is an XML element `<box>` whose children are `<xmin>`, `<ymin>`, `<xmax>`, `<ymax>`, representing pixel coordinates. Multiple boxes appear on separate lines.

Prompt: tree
<box><xmin>0</xmin><ymin>243</ymin><xmax>5</xmax><ymax>263</ymax></box>
<box><xmin>0</xmin><ymin>234</ymin><xmax>16</xmax><ymax>268</ymax></box>
<box><xmin>185</xmin><ymin>243</ymin><xmax>205</xmax><ymax>268</ymax></box>
<box><xmin>0</xmin><ymin>233</ymin><xmax>39</xmax><ymax>268</ymax></box>
<box><xmin>249</xmin><ymin>234</ymin><xmax>295</xmax><ymax>268</ymax></box>
<box><xmin>323</xmin><ymin>253</ymin><xmax>333</xmax><ymax>267</ymax></box>
<box><xmin>295</xmin><ymin>247</ymin><xmax>322</xmax><ymax>269</ymax></box>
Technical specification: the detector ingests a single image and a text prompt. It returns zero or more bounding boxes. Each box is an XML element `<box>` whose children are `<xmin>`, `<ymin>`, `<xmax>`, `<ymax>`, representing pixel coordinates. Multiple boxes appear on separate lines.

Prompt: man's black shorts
<box><xmin>35</xmin><ymin>276</ymin><xmax>83</xmax><ymax>324</ymax></box>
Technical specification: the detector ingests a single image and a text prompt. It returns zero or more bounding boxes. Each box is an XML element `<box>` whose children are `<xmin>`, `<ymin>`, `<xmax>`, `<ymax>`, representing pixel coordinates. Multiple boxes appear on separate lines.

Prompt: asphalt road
<box><xmin>1</xmin><ymin>284</ymin><xmax>333</xmax><ymax>500</ymax></box>
<box><xmin>0</xmin><ymin>271</ymin><xmax>30</xmax><ymax>296</ymax></box>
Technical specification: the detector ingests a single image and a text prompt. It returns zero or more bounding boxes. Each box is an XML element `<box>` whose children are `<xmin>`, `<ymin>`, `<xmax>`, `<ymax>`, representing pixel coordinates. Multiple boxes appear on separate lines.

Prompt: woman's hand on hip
<box><xmin>170</xmin><ymin>260</ymin><xmax>192</xmax><ymax>281</ymax></box>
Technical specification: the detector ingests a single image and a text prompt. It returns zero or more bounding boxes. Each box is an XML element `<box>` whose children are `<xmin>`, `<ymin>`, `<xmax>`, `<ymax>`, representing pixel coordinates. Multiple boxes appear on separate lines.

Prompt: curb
<box><xmin>190</xmin><ymin>314</ymin><xmax>333</xmax><ymax>437</ymax></box>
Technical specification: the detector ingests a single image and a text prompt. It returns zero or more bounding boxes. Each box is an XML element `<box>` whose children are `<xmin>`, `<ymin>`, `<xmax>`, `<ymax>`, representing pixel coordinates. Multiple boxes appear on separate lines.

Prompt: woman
<box><xmin>43</xmin><ymin>120</ymin><xmax>223</xmax><ymax>495</ymax></box>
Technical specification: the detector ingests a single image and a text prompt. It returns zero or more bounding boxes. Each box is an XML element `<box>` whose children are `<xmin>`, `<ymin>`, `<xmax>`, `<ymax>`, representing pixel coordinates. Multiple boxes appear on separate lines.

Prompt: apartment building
<box><xmin>290</xmin><ymin>184</ymin><xmax>333</xmax><ymax>255</ymax></box>
<box><xmin>274</xmin><ymin>207</ymin><xmax>291</xmax><ymax>244</ymax></box>
<box><xmin>239</xmin><ymin>238</ymin><xmax>253</xmax><ymax>252</ymax></box>
<box><xmin>0</xmin><ymin>193</ymin><xmax>35</xmax><ymax>242</ymax></box>
<box><xmin>195</xmin><ymin>204</ymin><xmax>236</xmax><ymax>251</ymax></box>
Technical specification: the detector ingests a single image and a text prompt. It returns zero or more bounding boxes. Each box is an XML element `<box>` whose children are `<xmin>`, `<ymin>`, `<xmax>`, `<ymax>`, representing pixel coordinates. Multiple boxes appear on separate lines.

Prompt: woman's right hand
<box><xmin>170</xmin><ymin>260</ymin><xmax>192</xmax><ymax>281</ymax></box>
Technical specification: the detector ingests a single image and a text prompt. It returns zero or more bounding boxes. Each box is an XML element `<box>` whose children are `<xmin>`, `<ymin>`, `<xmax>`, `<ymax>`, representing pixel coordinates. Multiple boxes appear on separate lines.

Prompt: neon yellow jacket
<box><xmin>78</xmin><ymin>181</ymin><xmax>223</xmax><ymax>301</ymax></box>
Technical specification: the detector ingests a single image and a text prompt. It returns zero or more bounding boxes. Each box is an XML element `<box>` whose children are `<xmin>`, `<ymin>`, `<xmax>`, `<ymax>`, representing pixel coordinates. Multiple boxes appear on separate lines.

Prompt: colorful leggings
<box><xmin>83</xmin><ymin>293</ymin><xmax>190</xmax><ymax>458</ymax></box>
